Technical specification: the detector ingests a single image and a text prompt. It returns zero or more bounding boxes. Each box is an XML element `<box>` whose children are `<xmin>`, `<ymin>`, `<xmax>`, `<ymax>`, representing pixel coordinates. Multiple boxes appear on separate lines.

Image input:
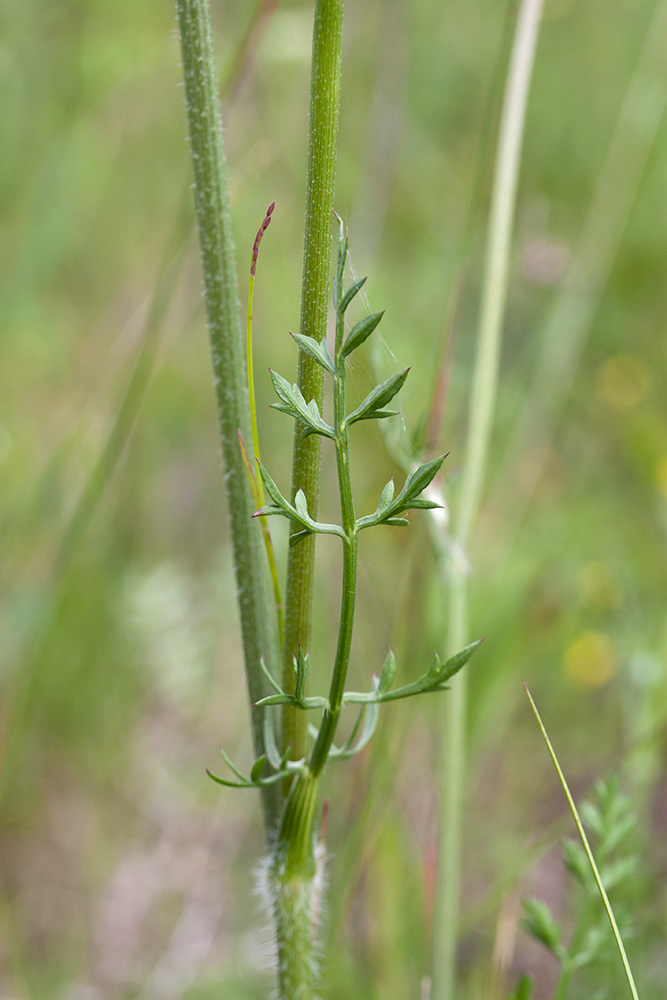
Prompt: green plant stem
<box><xmin>272</xmin><ymin>772</ymin><xmax>320</xmax><ymax>1000</ymax></box>
<box><xmin>490</xmin><ymin>0</ymin><xmax>667</xmax><ymax>540</ymax></box>
<box><xmin>281</xmin><ymin>0</ymin><xmax>344</xmax><ymax>770</ymax></box>
<box><xmin>176</xmin><ymin>0</ymin><xmax>281</xmax><ymax>829</ymax></box>
<box><xmin>272</xmin><ymin>231</ymin><xmax>359</xmax><ymax>1000</ymax></box>
<box><xmin>431</xmin><ymin>2</ymin><xmax>544</xmax><ymax>997</ymax></box>
<box><xmin>310</xmin><ymin>286</ymin><xmax>357</xmax><ymax>777</ymax></box>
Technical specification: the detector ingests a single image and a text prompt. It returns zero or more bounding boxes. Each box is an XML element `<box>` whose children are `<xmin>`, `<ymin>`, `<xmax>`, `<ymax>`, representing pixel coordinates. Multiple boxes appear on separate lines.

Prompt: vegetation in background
<box><xmin>1</xmin><ymin>1</ymin><xmax>666</xmax><ymax>998</ymax></box>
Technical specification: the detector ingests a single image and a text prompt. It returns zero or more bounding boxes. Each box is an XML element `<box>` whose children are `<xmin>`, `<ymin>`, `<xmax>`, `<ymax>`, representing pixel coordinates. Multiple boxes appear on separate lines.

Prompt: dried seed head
<box><xmin>251</xmin><ymin>201</ymin><xmax>275</xmax><ymax>275</ymax></box>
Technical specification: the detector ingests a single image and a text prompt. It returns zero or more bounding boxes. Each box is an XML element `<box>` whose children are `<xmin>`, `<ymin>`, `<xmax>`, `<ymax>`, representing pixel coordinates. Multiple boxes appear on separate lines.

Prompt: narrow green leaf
<box><xmin>269</xmin><ymin>369</ymin><xmax>335</xmax><ymax>438</ymax></box>
<box><xmin>351</xmin><ymin>408</ymin><xmax>398</xmax><ymax>422</ymax></box>
<box><xmin>253</xmin><ymin>503</ymin><xmax>300</xmax><ymax>524</ymax></box>
<box><xmin>256</xmin><ymin>461</ymin><xmax>293</xmax><ymax>514</ymax></box>
<box><xmin>207</xmin><ymin>746</ymin><xmax>255</xmax><ymax>788</ymax></box>
<box><xmin>356</xmin><ymin>479</ymin><xmax>396</xmax><ymax>530</ymax></box>
<box><xmin>346</xmin><ymin>368</ymin><xmax>410</xmax><ymax>425</ymax></box>
<box><xmin>426</xmin><ymin>651</ymin><xmax>442</xmax><ymax>679</ymax></box>
<box><xmin>294</xmin><ymin>488</ymin><xmax>309</xmax><ymax>520</ymax></box>
<box><xmin>400</xmin><ymin>496</ymin><xmax>443</xmax><ymax>511</ymax></box>
<box><xmin>562</xmin><ymin>839</ymin><xmax>590</xmax><ymax>887</ymax></box>
<box><xmin>373</xmin><ymin>454</ymin><xmax>446</xmax><ymax>525</ymax></box>
<box><xmin>327</xmin><ymin>700</ymin><xmax>379</xmax><ymax>760</ymax></box>
<box><xmin>600</xmin><ymin>856</ymin><xmax>639</xmax><ymax>892</ymax></box>
<box><xmin>580</xmin><ymin>800</ymin><xmax>604</xmax><ymax>839</ymax></box>
<box><xmin>341</xmin><ymin>310</ymin><xmax>384</xmax><ymax>357</ymax></box>
<box><xmin>395</xmin><ymin>454</ymin><xmax>445</xmax><ymax>507</ymax></box>
<box><xmin>254</xmin><ymin>693</ymin><xmax>295</xmax><ymax>707</ymax></box>
<box><xmin>207</xmin><ymin>768</ymin><xmax>250</xmax><ymax>789</ymax></box>
<box><xmin>263</xmin><ymin>709</ymin><xmax>282</xmax><ymax>770</ymax></box>
<box><xmin>250</xmin><ymin>755</ymin><xmax>268</xmax><ymax>784</ymax></box>
<box><xmin>509</xmin><ymin>974</ymin><xmax>534</xmax><ymax>1000</ymax></box>
<box><xmin>377</xmin><ymin>479</ymin><xmax>395</xmax><ymax>514</ymax></box>
<box><xmin>522</xmin><ymin>898</ymin><xmax>562</xmax><ymax>955</ymax></box>
<box><xmin>291</xmin><ymin>332</ymin><xmax>335</xmax><ymax>375</ymax></box>
<box><xmin>293</xmin><ymin>646</ymin><xmax>310</xmax><ymax>702</ymax></box>
<box><xmin>339</xmin><ymin>274</ymin><xmax>367</xmax><ymax>315</ymax></box>
<box><xmin>333</xmin><ymin>213</ymin><xmax>348</xmax><ymax>307</ymax></box>
<box><xmin>378</xmin><ymin>650</ymin><xmax>396</xmax><ymax>692</ymax></box>
<box><xmin>218</xmin><ymin>745</ymin><xmax>251</xmax><ymax>783</ymax></box>
<box><xmin>255</xmin><ymin>464</ymin><xmax>344</xmax><ymax>538</ymax></box>
<box><xmin>378</xmin><ymin>478</ymin><xmax>395</xmax><ymax>507</ymax></box>
<box><xmin>434</xmin><ymin>638</ymin><xmax>483</xmax><ymax>684</ymax></box>
<box><xmin>343</xmin><ymin>639</ymin><xmax>480</xmax><ymax>706</ymax></box>
<box><xmin>603</xmin><ymin>813</ymin><xmax>637</xmax><ymax>855</ymax></box>
<box><xmin>260</xmin><ymin>655</ymin><xmax>285</xmax><ymax>695</ymax></box>
<box><xmin>254</xmin><ymin>692</ymin><xmax>328</xmax><ymax>709</ymax></box>
<box><xmin>269</xmin><ymin>368</ymin><xmax>297</xmax><ymax>406</ymax></box>
<box><xmin>290</xmin><ymin>490</ymin><xmax>345</xmax><ymax>537</ymax></box>
<box><xmin>288</xmin><ymin>528</ymin><xmax>312</xmax><ymax>547</ymax></box>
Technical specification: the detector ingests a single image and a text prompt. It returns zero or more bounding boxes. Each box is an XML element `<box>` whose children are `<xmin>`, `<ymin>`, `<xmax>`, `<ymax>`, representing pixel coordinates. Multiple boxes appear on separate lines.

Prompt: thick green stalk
<box><xmin>281</xmin><ymin>0</ymin><xmax>344</xmax><ymax>769</ymax></box>
<box><xmin>272</xmin><ymin>228</ymin><xmax>360</xmax><ymax>1000</ymax></box>
<box><xmin>176</xmin><ymin>0</ymin><xmax>281</xmax><ymax>829</ymax></box>
<box><xmin>271</xmin><ymin>774</ymin><xmax>321</xmax><ymax>1000</ymax></box>
<box><xmin>431</xmin><ymin>2</ymin><xmax>544</xmax><ymax>997</ymax></box>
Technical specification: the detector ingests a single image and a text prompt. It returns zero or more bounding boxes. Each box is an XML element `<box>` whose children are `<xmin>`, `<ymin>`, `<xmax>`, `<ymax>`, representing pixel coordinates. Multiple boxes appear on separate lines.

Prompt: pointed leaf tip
<box><xmin>341</xmin><ymin>310</ymin><xmax>385</xmax><ymax>357</ymax></box>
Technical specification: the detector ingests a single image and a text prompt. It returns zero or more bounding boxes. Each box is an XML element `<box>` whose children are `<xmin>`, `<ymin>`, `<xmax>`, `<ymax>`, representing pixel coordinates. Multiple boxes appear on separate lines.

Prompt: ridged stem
<box><xmin>175</xmin><ymin>0</ymin><xmax>282</xmax><ymax>829</ymax></box>
<box><xmin>281</xmin><ymin>0</ymin><xmax>344</xmax><ymax>770</ymax></box>
<box><xmin>273</xmin><ymin>227</ymin><xmax>360</xmax><ymax>999</ymax></box>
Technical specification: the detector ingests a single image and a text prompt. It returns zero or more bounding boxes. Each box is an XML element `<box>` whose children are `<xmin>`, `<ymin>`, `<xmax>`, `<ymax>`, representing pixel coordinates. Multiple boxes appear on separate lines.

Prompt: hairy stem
<box><xmin>281</xmin><ymin>0</ymin><xmax>344</xmax><ymax>770</ymax></box>
<box><xmin>271</xmin><ymin>773</ymin><xmax>321</xmax><ymax>1000</ymax></box>
<box><xmin>272</xmin><ymin>225</ymin><xmax>360</xmax><ymax>1000</ymax></box>
<box><xmin>432</xmin><ymin>2</ymin><xmax>545</xmax><ymax>997</ymax></box>
<box><xmin>176</xmin><ymin>0</ymin><xmax>281</xmax><ymax>829</ymax></box>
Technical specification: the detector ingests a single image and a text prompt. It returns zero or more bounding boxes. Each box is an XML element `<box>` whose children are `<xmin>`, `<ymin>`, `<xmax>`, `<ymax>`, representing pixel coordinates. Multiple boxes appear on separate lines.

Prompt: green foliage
<box><xmin>343</xmin><ymin>640</ymin><xmax>482</xmax><ymax>704</ymax></box>
<box><xmin>211</xmin><ymin>217</ymin><xmax>480</xmax><ymax>796</ymax></box>
<box><xmin>519</xmin><ymin>775</ymin><xmax>640</xmax><ymax>999</ymax></box>
<box><xmin>5</xmin><ymin>0</ymin><xmax>667</xmax><ymax>996</ymax></box>
<box><xmin>509</xmin><ymin>975</ymin><xmax>535</xmax><ymax>1000</ymax></box>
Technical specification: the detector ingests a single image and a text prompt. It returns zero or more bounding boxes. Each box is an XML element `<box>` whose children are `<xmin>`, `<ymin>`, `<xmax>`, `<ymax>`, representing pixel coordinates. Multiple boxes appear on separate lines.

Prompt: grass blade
<box><xmin>524</xmin><ymin>684</ymin><xmax>640</xmax><ymax>1000</ymax></box>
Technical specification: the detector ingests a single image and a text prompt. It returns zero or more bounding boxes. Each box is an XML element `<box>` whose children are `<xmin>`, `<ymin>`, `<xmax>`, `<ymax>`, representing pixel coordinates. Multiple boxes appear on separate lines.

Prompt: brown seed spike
<box><xmin>250</xmin><ymin>202</ymin><xmax>276</xmax><ymax>276</ymax></box>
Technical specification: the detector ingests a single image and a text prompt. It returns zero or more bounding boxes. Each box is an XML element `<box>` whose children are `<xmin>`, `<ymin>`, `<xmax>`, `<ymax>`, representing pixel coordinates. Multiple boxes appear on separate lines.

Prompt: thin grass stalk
<box><xmin>490</xmin><ymin>0</ymin><xmax>667</xmax><ymax>534</ymax></box>
<box><xmin>176</xmin><ymin>0</ymin><xmax>281</xmax><ymax>829</ymax></box>
<box><xmin>525</xmin><ymin>686</ymin><xmax>641</xmax><ymax>1000</ymax></box>
<box><xmin>281</xmin><ymin>0</ymin><xmax>344</xmax><ymax>770</ymax></box>
<box><xmin>431</xmin><ymin>2</ymin><xmax>545</xmax><ymax>997</ymax></box>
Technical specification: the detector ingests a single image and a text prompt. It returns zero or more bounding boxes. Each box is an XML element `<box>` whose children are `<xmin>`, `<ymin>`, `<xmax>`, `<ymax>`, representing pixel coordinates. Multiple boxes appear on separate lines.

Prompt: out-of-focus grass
<box><xmin>1</xmin><ymin>1</ymin><xmax>666</xmax><ymax>997</ymax></box>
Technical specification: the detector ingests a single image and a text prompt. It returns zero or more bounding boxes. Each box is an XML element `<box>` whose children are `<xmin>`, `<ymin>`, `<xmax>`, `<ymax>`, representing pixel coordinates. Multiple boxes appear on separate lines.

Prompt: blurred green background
<box><xmin>2</xmin><ymin>0</ymin><xmax>666</xmax><ymax>997</ymax></box>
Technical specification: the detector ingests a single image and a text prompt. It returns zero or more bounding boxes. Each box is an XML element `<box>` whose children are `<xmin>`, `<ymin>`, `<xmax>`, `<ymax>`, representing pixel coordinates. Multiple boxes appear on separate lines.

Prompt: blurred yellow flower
<box><xmin>563</xmin><ymin>631</ymin><xmax>618</xmax><ymax>688</ymax></box>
